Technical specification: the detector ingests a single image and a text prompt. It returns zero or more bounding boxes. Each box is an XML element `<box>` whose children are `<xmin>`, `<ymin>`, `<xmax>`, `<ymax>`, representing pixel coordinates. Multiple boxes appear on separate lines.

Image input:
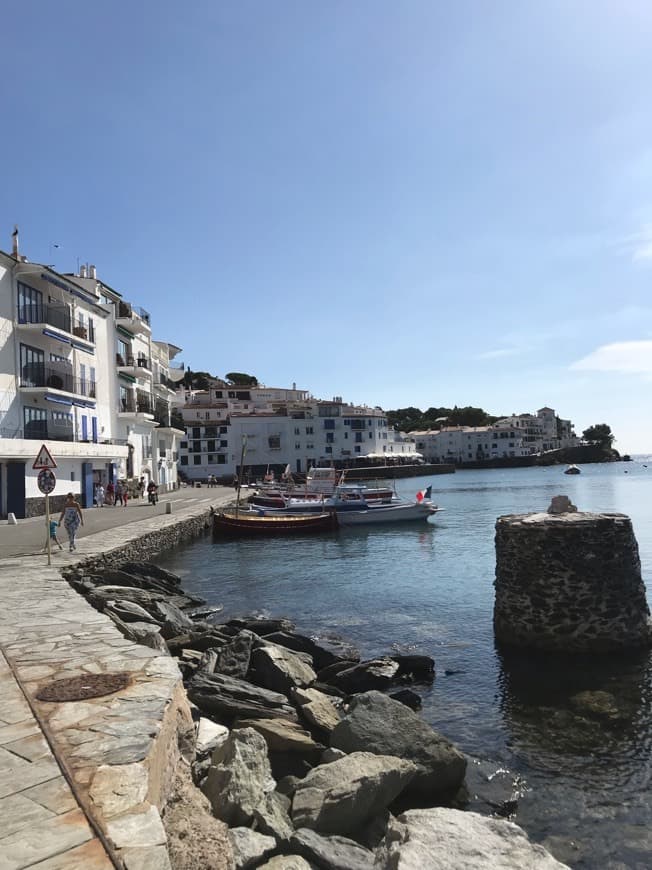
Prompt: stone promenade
<box><xmin>0</xmin><ymin>487</ymin><xmax>235</xmax><ymax>870</ymax></box>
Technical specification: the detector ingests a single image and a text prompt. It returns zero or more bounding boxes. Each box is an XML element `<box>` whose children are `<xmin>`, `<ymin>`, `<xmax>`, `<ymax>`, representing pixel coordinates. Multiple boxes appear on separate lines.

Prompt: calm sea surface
<box><xmin>158</xmin><ymin>460</ymin><xmax>652</xmax><ymax>868</ymax></box>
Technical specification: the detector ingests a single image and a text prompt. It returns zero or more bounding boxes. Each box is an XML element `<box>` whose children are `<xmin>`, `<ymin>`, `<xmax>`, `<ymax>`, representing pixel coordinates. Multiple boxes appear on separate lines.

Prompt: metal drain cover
<box><xmin>36</xmin><ymin>672</ymin><xmax>130</xmax><ymax>702</ymax></box>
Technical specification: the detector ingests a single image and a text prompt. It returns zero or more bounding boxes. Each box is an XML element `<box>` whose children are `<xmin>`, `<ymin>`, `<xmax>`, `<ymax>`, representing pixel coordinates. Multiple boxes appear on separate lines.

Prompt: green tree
<box><xmin>225</xmin><ymin>372</ymin><xmax>259</xmax><ymax>387</ymax></box>
<box><xmin>182</xmin><ymin>370</ymin><xmax>212</xmax><ymax>390</ymax></box>
<box><xmin>582</xmin><ymin>423</ymin><xmax>615</xmax><ymax>449</ymax></box>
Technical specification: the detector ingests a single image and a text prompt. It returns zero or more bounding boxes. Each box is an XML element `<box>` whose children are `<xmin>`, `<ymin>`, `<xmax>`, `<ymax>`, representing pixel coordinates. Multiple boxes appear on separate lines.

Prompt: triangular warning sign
<box><xmin>33</xmin><ymin>444</ymin><xmax>57</xmax><ymax>470</ymax></box>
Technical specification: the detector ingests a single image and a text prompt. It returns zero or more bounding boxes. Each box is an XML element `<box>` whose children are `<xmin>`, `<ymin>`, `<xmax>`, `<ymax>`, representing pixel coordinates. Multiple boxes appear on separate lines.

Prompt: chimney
<box><xmin>89</xmin><ymin>264</ymin><xmax>97</xmax><ymax>279</ymax></box>
<box><xmin>79</xmin><ymin>264</ymin><xmax>87</xmax><ymax>278</ymax></box>
<box><xmin>11</xmin><ymin>225</ymin><xmax>19</xmax><ymax>259</ymax></box>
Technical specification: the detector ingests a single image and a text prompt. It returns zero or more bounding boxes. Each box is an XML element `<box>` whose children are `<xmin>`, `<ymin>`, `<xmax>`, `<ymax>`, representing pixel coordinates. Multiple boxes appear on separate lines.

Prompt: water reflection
<box><xmin>496</xmin><ymin>645</ymin><xmax>652</xmax><ymax>784</ymax></box>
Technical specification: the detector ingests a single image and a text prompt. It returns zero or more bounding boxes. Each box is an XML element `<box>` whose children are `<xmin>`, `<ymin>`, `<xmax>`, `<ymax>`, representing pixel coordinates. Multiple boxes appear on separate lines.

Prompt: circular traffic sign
<box><xmin>37</xmin><ymin>469</ymin><xmax>56</xmax><ymax>495</ymax></box>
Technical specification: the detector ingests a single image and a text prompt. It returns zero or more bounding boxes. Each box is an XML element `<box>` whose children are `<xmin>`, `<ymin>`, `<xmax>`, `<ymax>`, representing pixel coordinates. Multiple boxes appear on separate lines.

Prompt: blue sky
<box><xmin>3</xmin><ymin>1</ymin><xmax>652</xmax><ymax>451</ymax></box>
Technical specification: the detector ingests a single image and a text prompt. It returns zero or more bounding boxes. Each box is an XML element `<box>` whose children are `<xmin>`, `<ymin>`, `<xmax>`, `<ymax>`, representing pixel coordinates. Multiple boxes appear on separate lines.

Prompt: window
<box><xmin>369</xmin><ymin>432</ymin><xmax>373</xmax><ymax>439</ymax></box>
<box><xmin>326</xmin><ymin>432</ymin><xmax>334</xmax><ymax>444</ymax></box>
<box><xmin>180</xmin><ymin>441</ymin><xmax>188</xmax><ymax>449</ymax></box>
<box><xmin>355</xmin><ymin>445</ymin><xmax>361</xmax><ymax>453</ymax></box>
<box><xmin>20</xmin><ymin>343</ymin><xmax>45</xmax><ymax>386</ymax></box>
<box><xmin>207</xmin><ymin>454</ymin><xmax>215</xmax><ymax>463</ymax></box>
<box><xmin>268</xmin><ymin>436</ymin><xmax>281</xmax><ymax>449</ymax></box>
<box><xmin>192</xmin><ymin>441</ymin><xmax>201</xmax><ymax>452</ymax></box>
<box><xmin>217</xmin><ymin>454</ymin><xmax>226</xmax><ymax>464</ymax></box>
<box><xmin>205</xmin><ymin>426</ymin><xmax>217</xmax><ymax>438</ymax></box>
<box><xmin>24</xmin><ymin>406</ymin><xmax>47</xmax><ymax>438</ymax></box>
<box><xmin>207</xmin><ymin>440</ymin><xmax>216</xmax><ymax>452</ymax></box>
<box><xmin>305</xmin><ymin>426</ymin><xmax>313</xmax><ymax>435</ymax></box>
<box><xmin>294</xmin><ymin>427</ymin><xmax>300</xmax><ymax>435</ymax></box>
<box><xmin>180</xmin><ymin>455</ymin><xmax>188</xmax><ymax>466</ymax></box>
<box><xmin>214</xmin><ymin>390</ymin><xmax>223</xmax><ymax>399</ymax></box>
<box><xmin>220</xmin><ymin>439</ymin><xmax>228</xmax><ymax>447</ymax></box>
<box><xmin>306</xmin><ymin>442</ymin><xmax>314</xmax><ymax>450</ymax></box>
<box><xmin>295</xmin><ymin>442</ymin><xmax>301</xmax><ymax>449</ymax></box>
<box><xmin>50</xmin><ymin>353</ymin><xmax>66</xmax><ymax>363</ymax></box>
<box><xmin>219</xmin><ymin>426</ymin><xmax>228</xmax><ymax>434</ymax></box>
<box><xmin>355</xmin><ymin>432</ymin><xmax>363</xmax><ymax>443</ymax></box>
<box><xmin>192</xmin><ymin>427</ymin><xmax>200</xmax><ymax>438</ymax></box>
<box><xmin>325</xmin><ymin>446</ymin><xmax>332</xmax><ymax>453</ymax></box>
<box><xmin>193</xmin><ymin>455</ymin><xmax>202</xmax><ymax>465</ymax></box>
<box><xmin>205</xmin><ymin>412</ymin><xmax>210</xmax><ymax>420</ymax></box>
<box><xmin>324</xmin><ymin>419</ymin><xmax>335</xmax><ymax>430</ymax></box>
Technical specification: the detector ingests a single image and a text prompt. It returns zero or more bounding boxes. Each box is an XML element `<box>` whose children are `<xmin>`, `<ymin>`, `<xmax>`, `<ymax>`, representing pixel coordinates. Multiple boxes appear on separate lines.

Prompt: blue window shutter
<box><xmin>81</xmin><ymin>416</ymin><xmax>88</xmax><ymax>440</ymax></box>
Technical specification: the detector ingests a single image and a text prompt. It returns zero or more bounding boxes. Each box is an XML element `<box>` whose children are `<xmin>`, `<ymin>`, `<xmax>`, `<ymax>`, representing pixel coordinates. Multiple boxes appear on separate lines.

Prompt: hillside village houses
<box><xmin>0</xmin><ymin>230</ymin><xmax>184</xmax><ymax>519</ymax></box>
<box><xmin>175</xmin><ymin>383</ymin><xmax>420</xmax><ymax>482</ymax></box>
<box><xmin>411</xmin><ymin>407</ymin><xmax>577</xmax><ymax>465</ymax></box>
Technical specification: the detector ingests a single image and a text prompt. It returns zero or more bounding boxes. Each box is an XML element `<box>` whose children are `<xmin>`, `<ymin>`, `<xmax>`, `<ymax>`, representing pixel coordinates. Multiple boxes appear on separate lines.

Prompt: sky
<box><xmin>3</xmin><ymin>1</ymin><xmax>652</xmax><ymax>452</ymax></box>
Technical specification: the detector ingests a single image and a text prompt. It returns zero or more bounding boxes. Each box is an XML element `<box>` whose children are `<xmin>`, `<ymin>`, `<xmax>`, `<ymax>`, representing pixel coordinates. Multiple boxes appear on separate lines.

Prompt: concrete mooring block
<box><xmin>494</xmin><ymin>501</ymin><xmax>652</xmax><ymax>653</ymax></box>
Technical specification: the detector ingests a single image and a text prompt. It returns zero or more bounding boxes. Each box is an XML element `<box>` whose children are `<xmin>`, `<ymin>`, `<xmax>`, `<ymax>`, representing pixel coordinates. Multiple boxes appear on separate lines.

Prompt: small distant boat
<box><xmin>564</xmin><ymin>464</ymin><xmax>581</xmax><ymax>475</ymax></box>
<box><xmin>213</xmin><ymin>510</ymin><xmax>338</xmax><ymax>538</ymax></box>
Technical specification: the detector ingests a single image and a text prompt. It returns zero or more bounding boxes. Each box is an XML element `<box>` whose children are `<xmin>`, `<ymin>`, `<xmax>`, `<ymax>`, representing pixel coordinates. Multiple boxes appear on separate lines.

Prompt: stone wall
<box><xmin>494</xmin><ymin>510</ymin><xmax>652</xmax><ymax>652</ymax></box>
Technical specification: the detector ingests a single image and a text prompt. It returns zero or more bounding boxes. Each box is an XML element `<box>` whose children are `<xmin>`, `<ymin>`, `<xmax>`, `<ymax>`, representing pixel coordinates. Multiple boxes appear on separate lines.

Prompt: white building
<box><xmin>412</xmin><ymin>406</ymin><xmax>577</xmax><ymax>464</ymax></box>
<box><xmin>177</xmin><ymin>387</ymin><xmax>419</xmax><ymax>481</ymax></box>
<box><xmin>0</xmin><ymin>231</ymin><xmax>183</xmax><ymax>518</ymax></box>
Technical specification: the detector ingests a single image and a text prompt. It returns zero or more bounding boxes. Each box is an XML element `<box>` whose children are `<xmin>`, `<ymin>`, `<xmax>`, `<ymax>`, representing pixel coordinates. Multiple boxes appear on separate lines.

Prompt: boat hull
<box><xmin>336</xmin><ymin>503</ymin><xmax>440</xmax><ymax>525</ymax></box>
<box><xmin>213</xmin><ymin>510</ymin><xmax>338</xmax><ymax>538</ymax></box>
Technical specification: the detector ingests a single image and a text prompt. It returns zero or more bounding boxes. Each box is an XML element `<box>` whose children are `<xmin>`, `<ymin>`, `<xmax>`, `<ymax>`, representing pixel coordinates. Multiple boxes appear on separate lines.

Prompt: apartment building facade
<box><xmin>0</xmin><ymin>234</ymin><xmax>183</xmax><ymax>517</ymax></box>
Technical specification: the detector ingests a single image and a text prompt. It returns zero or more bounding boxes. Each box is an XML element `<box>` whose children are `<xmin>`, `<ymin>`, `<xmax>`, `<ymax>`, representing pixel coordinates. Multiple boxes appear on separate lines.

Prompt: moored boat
<box><xmin>564</xmin><ymin>464</ymin><xmax>581</xmax><ymax>475</ymax></box>
<box><xmin>212</xmin><ymin>510</ymin><xmax>338</xmax><ymax>538</ymax></box>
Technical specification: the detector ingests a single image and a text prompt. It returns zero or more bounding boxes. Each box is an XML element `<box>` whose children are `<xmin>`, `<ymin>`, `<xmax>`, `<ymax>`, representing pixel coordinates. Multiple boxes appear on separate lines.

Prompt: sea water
<box><xmin>158</xmin><ymin>460</ymin><xmax>652</xmax><ymax>868</ymax></box>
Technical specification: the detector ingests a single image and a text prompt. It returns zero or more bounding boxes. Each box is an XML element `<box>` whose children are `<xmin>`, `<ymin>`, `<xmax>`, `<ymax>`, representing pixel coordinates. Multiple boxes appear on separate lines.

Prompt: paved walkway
<box><xmin>0</xmin><ymin>487</ymin><xmax>236</xmax><ymax>870</ymax></box>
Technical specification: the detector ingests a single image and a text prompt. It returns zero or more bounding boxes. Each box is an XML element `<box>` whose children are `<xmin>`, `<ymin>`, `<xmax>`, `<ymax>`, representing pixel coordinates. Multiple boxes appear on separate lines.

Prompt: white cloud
<box><xmin>475</xmin><ymin>347</ymin><xmax>521</xmax><ymax>360</ymax></box>
<box><xmin>570</xmin><ymin>340</ymin><xmax>652</xmax><ymax>373</ymax></box>
<box><xmin>619</xmin><ymin>225</ymin><xmax>652</xmax><ymax>262</ymax></box>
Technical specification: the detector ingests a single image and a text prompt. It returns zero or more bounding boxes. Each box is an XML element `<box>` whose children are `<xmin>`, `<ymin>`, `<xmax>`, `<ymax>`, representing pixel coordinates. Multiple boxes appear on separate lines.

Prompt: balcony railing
<box><xmin>118</xmin><ymin>395</ymin><xmax>153</xmax><ymax>414</ymax></box>
<box><xmin>18</xmin><ymin>302</ymin><xmax>71</xmax><ymax>333</ymax></box>
<box><xmin>73</xmin><ymin>322</ymin><xmax>95</xmax><ymax>342</ymax></box>
<box><xmin>116</xmin><ymin>354</ymin><xmax>152</xmax><ymax>370</ymax></box>
<box><xmin>24</xmin><ymin>420</ymin><xmax>74</xmax><ymax>442</ymax></box>
<box><xmin>20</xmin><ymin>365</ymin><xmax>96</xmax><ymax>397</ymax></box>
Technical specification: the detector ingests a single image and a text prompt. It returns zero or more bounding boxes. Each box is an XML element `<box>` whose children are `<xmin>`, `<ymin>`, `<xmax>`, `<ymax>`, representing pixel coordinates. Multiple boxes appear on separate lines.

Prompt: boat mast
<box><xmin>235</xmin><ymin>435</ymin><xmax>247</xmax><ymax>517</ymax></box>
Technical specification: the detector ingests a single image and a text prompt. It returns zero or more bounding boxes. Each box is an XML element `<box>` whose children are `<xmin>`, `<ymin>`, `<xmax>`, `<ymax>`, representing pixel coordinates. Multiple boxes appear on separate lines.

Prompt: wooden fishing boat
<box><xmin>213</xmin><ymin>509</ymin><xmax>338</xmax><ymax>538</ymax></box>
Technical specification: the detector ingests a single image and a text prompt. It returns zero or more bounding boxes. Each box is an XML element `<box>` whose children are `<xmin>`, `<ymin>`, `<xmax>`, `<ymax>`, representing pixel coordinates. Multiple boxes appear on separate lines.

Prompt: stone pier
<box><xmin>494</xmin><ymin>502</ymin><xmax>652</xmax><ymax>653</ymax></box>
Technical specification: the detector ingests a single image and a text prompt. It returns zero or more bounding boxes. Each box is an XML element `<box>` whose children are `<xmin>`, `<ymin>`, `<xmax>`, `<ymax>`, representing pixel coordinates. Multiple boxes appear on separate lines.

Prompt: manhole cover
<box><xmin>36</xmin><ymin>672</ymin><xmax>130</xmax><ymax>702</ymax></box>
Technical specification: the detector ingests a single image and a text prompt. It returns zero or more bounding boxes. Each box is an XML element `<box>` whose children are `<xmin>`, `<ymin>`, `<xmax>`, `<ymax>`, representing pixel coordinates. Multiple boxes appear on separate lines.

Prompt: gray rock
<box><xmin>227</xmin><ymin>616</ymin><xmax>296</xmax><ymax>635</ymax></box>
<box><xmin>228</xmin><ymin>827</ymin><xmax>277</xmax><ymax>870</ymax></box>
<box><xmin>291</xmin><ymin>827</ymin><xmax>375</xmax><ymax>870</ymax></box>
<box><xmin>251</xmin><ymin>642</ymin><xmax>317</xmax><ymax>695</ymax></box>
<box><xmin>263</xmin><ymin>631</ymin><xmax>361</xmax><ymax>669</ymax></box>
<box><xmin>257</xmin><ymin>857</ymin><xmax>313</xmax><ymax>870</ymax></box>
<box><xmin>254</xmin><ymin>791</ymin><xmax>295</xmax><ymax>842</ymax></box>
<box><xmin>330</xmin><ymin>691</ymin><xmax>466</xmax><ymax>798</ymax></box>
<box><xmin>106</xmin><ymin>599</ymin><xmax>163</xmax><ymax>624</ymax></box>
<box><xmin>291</xmin><ymin>751</ymin><xmax>416</xmax><ymax>835</ymax></box>
<box><xmin>215</xmin><ymin>629</ymin><xmax>256</xmax><ymax>679</ymax></box>
<box><xmin>277</xmin><ymin>775</ymin><xmax>301</xmax><ymax>798</ymax></box>
<box><xmin>320</xmin><ymin>748</ymin><xmax>346</xmax><ymax>764</ymax></box>
<box><xmin>389</xmin><ymin>655</ymin><xmax>435</xmax><ymax>682</ymax></box>
<box><xmin>292</xmin><ymin>687</ymin><xmax>342</xmax><ymax>734</ymax></box>
<box><xmin>196</xmin><ymin>718</ymin><xmax>229</xmax><ymax>758</ymax></box>
<box><xmin>202</xmin><ymin>727</ymin><xmax>275</xmax><ymax>825</ymax></box>
<box><xmin>188</xmin><ymin>671</ymin><xmax>298</xmax><ymax>722</ymax></box>
<box><xmin>388</xmin><ymin>689</ymin><xmax>421</xmax><ymax>711</ymax></box>
<box><xmin>149</xmin><ymin>599</ymin><xmax>196</xmax><ymax>639</ymax></box>
<box><xmin>235</xmin><ymin>718</ymin><xmax>323</xmax><ymax>756</ymax></box>
<box><xmin>326</xmin><ymin>659</ymin><xmax>399</xmax><ymax>694</ymax></box>
<box><xmin>377</xmin><ymin>808</ymin><xmax>570</xmax><ymax>869</ymax></box>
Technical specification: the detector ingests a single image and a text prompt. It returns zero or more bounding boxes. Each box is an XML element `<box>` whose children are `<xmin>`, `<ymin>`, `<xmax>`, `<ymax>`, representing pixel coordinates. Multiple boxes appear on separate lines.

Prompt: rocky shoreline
<box><xmin>63</xmin><ymin>559</ymin><xmax>569</xmax><ymax>869</ymax></box>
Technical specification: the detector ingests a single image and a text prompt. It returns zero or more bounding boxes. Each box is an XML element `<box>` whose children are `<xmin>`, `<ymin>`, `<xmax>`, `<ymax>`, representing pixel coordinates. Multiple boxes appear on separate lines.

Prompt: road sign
<box><xmin>37</xmin><ymin>469</ymin><xmax>56</xmax><ymax>494</ymax></box>
<box><xmin>33</xmin><ymin>444</ymin><xmax>57</xmax><ymax>470</ymax></box>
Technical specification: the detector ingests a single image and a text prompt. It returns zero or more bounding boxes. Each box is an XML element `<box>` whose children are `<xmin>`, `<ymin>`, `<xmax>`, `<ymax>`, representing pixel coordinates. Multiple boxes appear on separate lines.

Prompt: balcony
<box><xmin>19</xmin><ymin>364</ymin><xmax>96</xmax><ymax>399</ymax></box>
<box><xmin>116</xmin><ymin>301</ymin><xmax>151</xmax><ymax>335</ymax></box>
<box><xmin>115</xmin><ymin>354</ymin><xmax>153</xmax><ymax>379</ymax></box>
<box><xmin>23</xmin><ymin>419</ymin><xmax>74</xmax><ymax>442</ymax></box>
<box><xmin>118</xmin><ymin>394</ymin><xmax>154</xmax><ymax>417</ymax></box>
<box><xmin>153</xmin><ymin>373</ymin><xmax>177</xmax><ymax>394</ymax></box>
<box><xmin>17</xmin><ymin>302</ymin><xmax>71</xmax><ymax>334</ymax></box>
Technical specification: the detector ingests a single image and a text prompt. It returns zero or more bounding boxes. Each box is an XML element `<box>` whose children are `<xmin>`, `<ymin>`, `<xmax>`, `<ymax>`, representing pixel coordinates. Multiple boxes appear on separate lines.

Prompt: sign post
<box><xmin>33</xmin><ymin>447</ymin><xmax>58</xmax><ymax>566</ymax></box>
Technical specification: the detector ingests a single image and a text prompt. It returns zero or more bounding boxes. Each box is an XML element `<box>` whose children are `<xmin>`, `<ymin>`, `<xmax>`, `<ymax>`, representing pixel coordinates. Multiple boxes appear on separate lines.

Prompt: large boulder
<box><xmin>330</xmin><ymin>691</ymin><xmax>466</xmax><ymax>799</ymax></box>
<box><xmin>228</xmin><ymin>827</ymin><xmax>277</xmax><ymax>870</ymax></box>
<box><xmin>214</xmin><ymin>630</ymin><xmax>256</xmax><ymax>679</ymax></box>
<box><xmin>250</xmin><ymin>641</ymin><xmax>317</xmax><ymax>695</ymax></box>
<box><xmin>257</xmin><ymin>857</ymin><xmax>312</xmax><ymax>870</ymax></box>
<box><xmin>226</xmin><ymin>616</ymin><xmax>296</xmax><ymax>635</ymax></box>
<box><xmin>202</xmin><ymin>727</ymin><xmax>275</xmax><ymax>825</ymax></box>
<box><xmin>235</xmin><ymin>718</ymin><xmax>323</xmax><ymax>756</ymax></box>
<box><xmin>188</xmin><ymin>671</ymin><xmax>298</xmax><ymax>723</ymax></box>
<box><xmin>291</xmin><ymin>751</ymin><xmax>416</xmax><ymax>835</ymax></box>
<box><xmin>292</xmin><ymin>687</ymin><xmax>342</xmax><ymax>734</ymax></box>
<box><xmin>377</xmin><ymin>808</ymin><xmax>570</xmax><ymax>869</ymax></box>
<box><xmin>264</xmin><ymin>631</ymin><xmax>361</xmax><ymax>670</ymax></box>
<box><xmin>291</xmin><ymin>828</ymin><xmax>375</xmax><ymax>870</ymax></box>
<box><xmin>325</xmin><ymin>659</ymin><xmax>399</xmax><ymax>694</ymax></box>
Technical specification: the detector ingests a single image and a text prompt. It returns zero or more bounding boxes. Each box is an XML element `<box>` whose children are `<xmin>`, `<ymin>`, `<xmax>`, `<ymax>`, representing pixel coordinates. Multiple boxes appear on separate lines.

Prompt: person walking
<box><xmin>96</xmin><ymin>483</ymin><xmax>105</xmax><ymax>508</ymax></box>
<box><xmin>46</xmin><ymin>519</ymin><xmax>63</xmax><ymax>551</ymax></box>
<box><xmin>58</xmin><ymin>493</ymin><xmax>84</xmax><ymax>552</ymax></box>
<box><xmin>123</xmin><ymin>485</ymin><xmax>129</xmax><ymax>508</ymax></box>
<box><xmin>115</xmin><ymin>481</ymin><xmax>124</xmax><ymax>506</ymax></box>
<box><xmin>105</xmin><ymin>481</ymin><xmax>115</xmax><ymax>506</ymax></box>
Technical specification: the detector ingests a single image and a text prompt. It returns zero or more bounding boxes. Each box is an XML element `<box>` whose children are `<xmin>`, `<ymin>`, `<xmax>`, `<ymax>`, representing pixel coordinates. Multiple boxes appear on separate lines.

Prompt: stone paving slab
<box><xmin>0</xmin><ymin>490</ymin><xmax>235</xmax><ymax>869</ymax></box>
